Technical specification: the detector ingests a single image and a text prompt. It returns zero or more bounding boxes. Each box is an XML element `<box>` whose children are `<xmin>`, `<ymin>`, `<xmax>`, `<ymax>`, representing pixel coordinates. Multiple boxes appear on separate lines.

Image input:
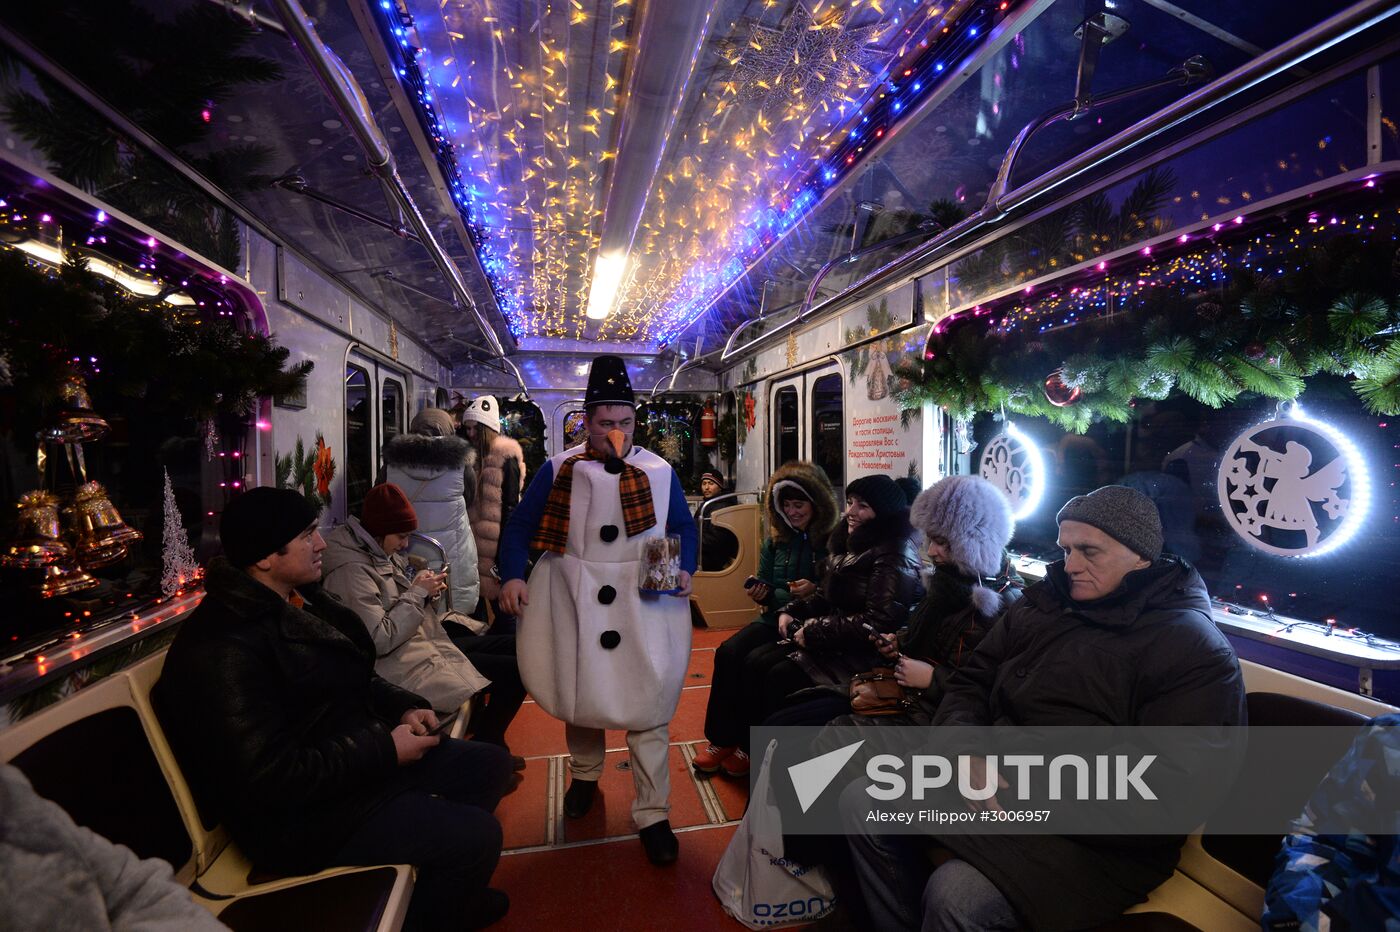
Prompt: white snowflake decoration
<box><xmin>658</xmin><ymin>432</ymin><xmax>683</xmax><ymax>465</ymax></box>
<box><xmin>719</xmin><ymin>2</ymin><xmax>892</xmax><ymax>114</ymax></box>
<box><xmin>978</xmin><ymin>426</ymin><xmax>1046</xmax><ymax>520</ymax></box>
<box><xmin>1217</xmin><ymin>415</ymin><xmax>1368</xmax><ymax>557</ymax></box>
<box><xmin>160</xmin><ymin>468</ymin><xmax>200</xmax><ymax>597</ymax></box>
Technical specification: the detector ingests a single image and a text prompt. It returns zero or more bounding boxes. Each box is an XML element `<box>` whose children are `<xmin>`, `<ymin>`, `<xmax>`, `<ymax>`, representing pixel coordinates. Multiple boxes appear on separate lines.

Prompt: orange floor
<box><xmin>491</xmin><ymin>625</ymin><xmax>754</xmax><ymax>931</ymax></box>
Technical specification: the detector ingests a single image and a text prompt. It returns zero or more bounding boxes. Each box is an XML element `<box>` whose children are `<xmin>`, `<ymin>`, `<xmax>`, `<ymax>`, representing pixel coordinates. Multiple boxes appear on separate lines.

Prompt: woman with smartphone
<box><xmin>322</xmin><ymin>483</ymin><xmax>526</xmax><ymax>768</ymax></box>
<box><xmin>692</xmin><ymin>461</ymin><xmax>838</xmax><ymax>778</ymax></box>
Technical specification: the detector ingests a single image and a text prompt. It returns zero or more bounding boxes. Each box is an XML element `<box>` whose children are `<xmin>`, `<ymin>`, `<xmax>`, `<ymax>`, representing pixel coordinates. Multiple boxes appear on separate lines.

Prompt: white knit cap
<box><xmin>462</xmin><ymin>395</ymin><xmax>500</xmax><ymax>432</ymax></box>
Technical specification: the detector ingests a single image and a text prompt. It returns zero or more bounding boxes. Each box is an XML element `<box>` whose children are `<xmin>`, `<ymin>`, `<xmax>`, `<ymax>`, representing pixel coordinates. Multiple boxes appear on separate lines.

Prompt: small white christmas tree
<box><xmin>161</xmin><ymin>468</ymin><xmax>200</xmax><ymax>597</ymax></box>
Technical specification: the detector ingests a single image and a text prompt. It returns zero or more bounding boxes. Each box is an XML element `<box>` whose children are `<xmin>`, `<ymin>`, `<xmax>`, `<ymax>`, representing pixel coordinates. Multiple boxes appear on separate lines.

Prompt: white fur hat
<box><xmin>910</xmin><ymin>475</ymin><xmax>1014</xmax><ymax>578</ymax></box>
<box><xmin>462</xmin><ymin>395</ymin><xmax>500</xmax><ymax>433</ymax></box>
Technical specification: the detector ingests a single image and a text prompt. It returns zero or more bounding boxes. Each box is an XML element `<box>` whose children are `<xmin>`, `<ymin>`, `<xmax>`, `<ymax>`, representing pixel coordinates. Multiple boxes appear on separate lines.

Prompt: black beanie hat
<box><xmin>220</xmin><ymin>487</ymin><xmax>320</xmax><ymax>567</ymax></box>
<box><xmin>845</xmin><ymin>474</ymin><xmax>908</xmax><ymax>518</ymax></box>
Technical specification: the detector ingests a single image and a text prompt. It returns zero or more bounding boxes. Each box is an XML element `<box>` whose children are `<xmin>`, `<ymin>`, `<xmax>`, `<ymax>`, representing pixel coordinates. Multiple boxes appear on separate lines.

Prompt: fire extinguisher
<box><xmin>699</xmin><ymin>398</ymin><xmax>717</xmax><ymax>447</ymax></box>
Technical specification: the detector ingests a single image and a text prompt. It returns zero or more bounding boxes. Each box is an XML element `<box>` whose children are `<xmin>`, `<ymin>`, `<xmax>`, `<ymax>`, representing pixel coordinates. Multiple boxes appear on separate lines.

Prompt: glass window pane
<box><xmin>775</xmin><ymin>386</ymin><xmax>799</xmax><ymax>466</ymax></box>
<box><xmin>345</xmin><ymin>364</ymin><xmax>371</xmax><ymax>517</ymax></box>
<box><xmin>810</xmin><ymin>374</ymin><xmax>844</xmax><ymax>490</ymax></box>
<box><xmin>382</xmin><ymin>379</ymin><xmax>404</xmax><ymax>444</ymax></box>
<box><xmin>972</xmin><ymin>379</ymin><xmax>1400</xmax><ymax>642</ymax></box>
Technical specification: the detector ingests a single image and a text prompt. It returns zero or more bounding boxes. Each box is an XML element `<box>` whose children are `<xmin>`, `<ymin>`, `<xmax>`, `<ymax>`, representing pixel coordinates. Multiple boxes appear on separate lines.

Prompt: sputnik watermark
<box><xmin>865</xmin><ymin>753</ymin><xmax>1157</xmax><ymax>801</ymax></box>
<box><xmin>752</xmin><ymin>724</ymin><xmax>1400</xmax><ymax>836</ymax></box>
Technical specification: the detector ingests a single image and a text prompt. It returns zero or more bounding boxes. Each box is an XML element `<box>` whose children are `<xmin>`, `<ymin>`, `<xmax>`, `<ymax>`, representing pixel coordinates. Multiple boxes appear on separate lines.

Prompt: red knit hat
<box><xmin>361</xmin><ymin>483</ymin><xmax>418</xmax><ymax>537</ymax></box>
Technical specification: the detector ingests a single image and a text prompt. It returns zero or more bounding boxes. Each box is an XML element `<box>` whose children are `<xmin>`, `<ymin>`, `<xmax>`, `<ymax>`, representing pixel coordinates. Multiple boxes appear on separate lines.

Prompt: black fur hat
<box><xmin>584</xmin><ymin>355</ymin><xmax>635</xmax><ymax>409</ymax></box>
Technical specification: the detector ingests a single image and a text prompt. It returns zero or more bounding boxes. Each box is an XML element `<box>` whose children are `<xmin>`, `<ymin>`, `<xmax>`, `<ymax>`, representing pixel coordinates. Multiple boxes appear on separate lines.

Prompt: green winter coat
<box><xmin>753</xmin><ymin>460</ymin><xmax>839</xmax><ymax>626</ymax></box>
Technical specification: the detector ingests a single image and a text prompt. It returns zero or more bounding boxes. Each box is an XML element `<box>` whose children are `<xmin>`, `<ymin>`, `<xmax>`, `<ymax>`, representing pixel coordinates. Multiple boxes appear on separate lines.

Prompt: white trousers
<box><xmin>565</xmin><ymin>721</ymin><xmax>671</xmax><ymax>829</ymax></box>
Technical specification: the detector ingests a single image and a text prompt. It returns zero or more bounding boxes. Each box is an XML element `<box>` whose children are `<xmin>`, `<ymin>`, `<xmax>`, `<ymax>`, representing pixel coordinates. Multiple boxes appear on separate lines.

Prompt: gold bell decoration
<box><xmin>38</xmin><ymin>374</ymin><xmax>109</xmax><ymax>444</ymax></box>
<box><xmin>35</xmin><ymin>560</ymin><xmax>99</xmax><ymax>598</ymax></box>
<box><xmin>67</xmin><ymin>481</ymin><xmax>142</xmax><ymax>567</ymax></box>
<box><xmin>0</xmin><ymin>491</ymin><xmax>74</xmax><ymax>569</ymax></box>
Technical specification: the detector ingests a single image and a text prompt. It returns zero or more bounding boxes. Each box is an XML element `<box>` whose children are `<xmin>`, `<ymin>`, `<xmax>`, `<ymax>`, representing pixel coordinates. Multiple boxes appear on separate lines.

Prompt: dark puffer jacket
<box><xmin>784</xmin><ymin>511</ymin><xmax>924</xmax><ymax>686</ymax></box>
<box><xmin>893</xmin><ymin>556</ymin><xmax>1023</xmax><ymax>718</ymax></box>
<box><xmin>152</xmin><ymin>559</ymin><xmax>428</xmax><ymax>874</ymax></box>
<box><xmin>932</xmin><ymin>555</ymin><xmax>1246</xmax><ymax>932</ymax></box>
<box><xmin>753</xmin><ymin>461</ymin><xmax>839</xmax><ymax>626</ymax></box>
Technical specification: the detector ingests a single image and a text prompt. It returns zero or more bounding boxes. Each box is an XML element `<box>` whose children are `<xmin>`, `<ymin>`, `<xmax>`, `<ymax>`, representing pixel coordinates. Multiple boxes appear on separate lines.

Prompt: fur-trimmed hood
<box><xmin>910</xmin><ymin>475</ymin><xmax>1014</xmax><ymax>579</ymax></box>
<box><xmin>382</xmin><ymin>433</ymin><xmax>470</xmax><ymax>472</ymax></box>
<box><xmin>764</xmin><ymin>460</ymin><xmax>839</xmax><ymax>543</ymax></box>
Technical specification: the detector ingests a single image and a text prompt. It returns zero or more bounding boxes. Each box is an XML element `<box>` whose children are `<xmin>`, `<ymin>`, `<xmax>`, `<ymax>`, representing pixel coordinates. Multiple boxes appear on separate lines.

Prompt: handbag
<box><xmin>849</xmin><ymin>668</ymin><xmax>911</xmax><ymax>716</ymax></box>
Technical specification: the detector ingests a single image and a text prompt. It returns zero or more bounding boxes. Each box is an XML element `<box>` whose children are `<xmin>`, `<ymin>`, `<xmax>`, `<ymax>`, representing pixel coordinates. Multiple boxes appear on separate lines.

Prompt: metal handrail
<box><xmin>723</xmin><ymin>0</ymin><xmax>1399</xmax><ymax>362</ymax></box>
<box><xmin>271</xmin><ymin>0</ymin><xmax>528</xmax><ymax>399</ymax></box>
<box><xmin>800</xmin><ymin>221</ymin><xmax>943</xmax><ymax>321</ymax></box>
<box><xmin>407</xmin><ymin>531</ymin><xmax>451</xmax><ymax>610</ymax></box>
<box><xmin>694</xmin><ymin>491</ymin><xmax>760</xmax><ymax>566</ymax></box>
<box><xmin>985</xmin><ymin>56</ymin><xmax>1211</xmax><ymax>208</ymax></box>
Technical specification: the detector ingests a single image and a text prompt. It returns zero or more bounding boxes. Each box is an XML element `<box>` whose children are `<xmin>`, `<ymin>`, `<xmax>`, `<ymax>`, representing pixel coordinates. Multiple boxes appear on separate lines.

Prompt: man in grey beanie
<box><xmin>1054</xmin><ymin>484</ymin><xmax>1163</xmax><ymax>602</ymax></box>
<box><xmin>845</xmin><ymin>483</ymin><xmax>1245</xmax><ymax>932</ymax></box>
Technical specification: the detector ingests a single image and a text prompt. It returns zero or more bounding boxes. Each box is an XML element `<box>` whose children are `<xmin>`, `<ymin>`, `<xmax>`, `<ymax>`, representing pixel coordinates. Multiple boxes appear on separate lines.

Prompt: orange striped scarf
<box><xmin>530</xmin><ymin>447</ymin><xmax>656</xmax><ymax>555</ymax></box>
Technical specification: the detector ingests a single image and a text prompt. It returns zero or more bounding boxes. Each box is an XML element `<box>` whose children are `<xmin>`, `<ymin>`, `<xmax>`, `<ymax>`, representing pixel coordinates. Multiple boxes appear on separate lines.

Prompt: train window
<box><xmin>381</xmin><ymin>378</ymin><xmax>405</xmax><ymax>445</ymax></box>
<box><xmin>718</xmin><ymin>391</ymin><xmax>738</xmax><ymax>478</ymax></box>
<box><xmin>345</xmin><ymin>364</ymin><xmax>372</xmax><ymax>518</ymax></box>
<box><xmin>499</xmin><ymin>398</ymin><xmax>547</xmax><ymax>480</ymax></box>
<box><xmin>810</xmin><ymin>374</ymin><xmax>844</xmax><ymax>490</ymax></box>
<box><xmin>561</xmin><ymin>409</ymin><xmax>588</xmax><ymax>450</ymax></box>
<box><xmin>970</xmin><ymin>380</ymin><xmax>1400</xmax><ymax>641</ymax></box>
<box><xmin>774</xmin><ymin>386</ymin><xmax>799</xmax><ymax>466</ymax></box>
<box><xmin>636</xmin><ymin>400</ymin><xmax>702</xmax><ymax>490</ymax></box>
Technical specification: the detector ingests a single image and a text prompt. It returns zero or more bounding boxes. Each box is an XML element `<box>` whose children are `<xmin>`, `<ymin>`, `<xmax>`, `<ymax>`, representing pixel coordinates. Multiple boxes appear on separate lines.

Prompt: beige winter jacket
<box><xmin>467</xmin><ymin>435</ymin><xmax>525</xmax><ymax>600</ymax></box>
<box><xmin>320</xmin><ymin>518</ymin><xmax>489</xmax><ymax>713</ymax></box>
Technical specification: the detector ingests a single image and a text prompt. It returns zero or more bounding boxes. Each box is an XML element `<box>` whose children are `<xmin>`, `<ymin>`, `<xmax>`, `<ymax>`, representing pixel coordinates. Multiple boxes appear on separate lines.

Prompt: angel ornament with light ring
<box><xmin>1221</xmin><ymin>428</ymin><xmax>1348</xmax><ymax>553</ymax></box>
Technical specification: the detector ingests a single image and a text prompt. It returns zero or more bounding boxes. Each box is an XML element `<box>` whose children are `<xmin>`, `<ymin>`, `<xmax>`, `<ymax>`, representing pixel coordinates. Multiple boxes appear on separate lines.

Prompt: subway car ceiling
<box><xmin>1</xmin><ymin>0</ymin><xmax>1386</xmax><ymax>378</ymax></box>
<box><xmin>4</xmin><ymin>0</ymin><xmax>1400</xmax><ymax>698</ymax></box>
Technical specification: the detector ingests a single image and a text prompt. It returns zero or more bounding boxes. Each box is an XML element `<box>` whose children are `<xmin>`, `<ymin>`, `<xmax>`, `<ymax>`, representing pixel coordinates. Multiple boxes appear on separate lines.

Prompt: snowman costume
<box><xmin>499</xmin><ymin>357</ymin><xmax>697</xmax><ymax>831</ymax></box>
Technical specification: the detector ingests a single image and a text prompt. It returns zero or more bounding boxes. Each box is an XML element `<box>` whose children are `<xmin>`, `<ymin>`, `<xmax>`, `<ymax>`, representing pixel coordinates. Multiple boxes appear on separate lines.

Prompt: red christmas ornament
<box><xmin>1043</xmin><ymin>369</ymin><xmax>1082</xmax><ymax>407</ymax></box>
<box><xmin>1244</xmin><ymin>342</ymin><xmax>1266</xmax><ymax>359</ymax></box>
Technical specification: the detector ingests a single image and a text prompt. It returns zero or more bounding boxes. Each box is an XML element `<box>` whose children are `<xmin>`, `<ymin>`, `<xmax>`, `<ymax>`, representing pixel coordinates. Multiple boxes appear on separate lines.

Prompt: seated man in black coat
<box><xmin>844</xmin><ymin>485</ymin><xmax>1246</xmax><ymax>932</ymax></box>
<box><xmin>154</xmin><ymin>488</ymin><xmax>513</xmax><ymax>932</ymax></box>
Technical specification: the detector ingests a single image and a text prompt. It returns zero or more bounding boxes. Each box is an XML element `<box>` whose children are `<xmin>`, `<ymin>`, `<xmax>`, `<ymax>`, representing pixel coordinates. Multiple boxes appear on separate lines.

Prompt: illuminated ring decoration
<box><xmin>1216</xmin><ymin>408</ymin><xmax>1371</xmax><ymax>558</ymax></box>
<box><xmin>978</xmin><ymin>423</ymin><xmax>1046</xmax><ymax>521</ymax></box>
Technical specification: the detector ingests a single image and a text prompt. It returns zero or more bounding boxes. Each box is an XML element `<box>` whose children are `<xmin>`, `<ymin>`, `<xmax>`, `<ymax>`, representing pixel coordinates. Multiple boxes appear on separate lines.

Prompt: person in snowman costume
<box><xmin>498</xmin><ymin>355</ymin><xmax>697</xmax><ymax>865</ymax></box>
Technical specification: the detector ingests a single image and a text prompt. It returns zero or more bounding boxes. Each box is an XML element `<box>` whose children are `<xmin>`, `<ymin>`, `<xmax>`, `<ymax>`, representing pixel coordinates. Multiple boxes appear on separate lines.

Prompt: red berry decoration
<box><xmin>1043</xmin><ymin>369</ymin><xmax>1082</xmax><ymax>407</ymax></box>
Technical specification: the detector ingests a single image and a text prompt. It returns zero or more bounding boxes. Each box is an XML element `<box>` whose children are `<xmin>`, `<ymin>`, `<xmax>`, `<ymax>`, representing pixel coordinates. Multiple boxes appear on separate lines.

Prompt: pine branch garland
<box><xmin>900</xmin><ymin>230</ymin><xmax>1400</xmax><ymax>430</ymax></box>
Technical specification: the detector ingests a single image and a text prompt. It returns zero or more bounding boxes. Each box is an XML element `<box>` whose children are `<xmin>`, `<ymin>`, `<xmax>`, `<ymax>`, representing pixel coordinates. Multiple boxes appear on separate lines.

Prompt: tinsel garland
<box><xmin>0</xmin><ymin>251</ymin><xmax>312</xmax><ymax>438</ymax></box>
<box><xmin>896</xmin><ymin>232</ymin><xmax>1400</xmax><ymax>432</ymax></box>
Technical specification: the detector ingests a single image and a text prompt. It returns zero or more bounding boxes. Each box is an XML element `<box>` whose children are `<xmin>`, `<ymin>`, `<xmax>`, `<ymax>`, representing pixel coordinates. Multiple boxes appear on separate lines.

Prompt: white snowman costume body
<box><xmin>518</xmin><ymin>443</ymin><xmax>691</xmax><ymax>827</ymax></box>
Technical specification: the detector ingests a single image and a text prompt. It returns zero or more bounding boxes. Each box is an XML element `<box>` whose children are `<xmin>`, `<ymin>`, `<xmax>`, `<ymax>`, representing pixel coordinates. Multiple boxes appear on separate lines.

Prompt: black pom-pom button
<box><xmin>598</xmin><ymin>586</ymin><xmax>616</xmax><ymax>605</ymax></box>
<box><xmin>600</xmin><ymin>630</ymin><xmax>621</xmax><ymax>649</ymax></box>
<box><xmin>604</xmin><ymin>458</ymin><xmax>624</xmax><ymax>475</ymax></box>
<box><xmin>600</xmin><ymin>525</ymin><xmax>618</xmax><ymax>542</ymax></box>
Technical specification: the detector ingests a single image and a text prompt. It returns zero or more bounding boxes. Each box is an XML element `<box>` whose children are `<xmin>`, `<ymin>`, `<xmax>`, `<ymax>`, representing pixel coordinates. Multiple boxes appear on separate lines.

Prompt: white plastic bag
<box><xmin>712</xmin><ymin>740</ymin><xmax>836</xmax><ymax>929</ymax></box>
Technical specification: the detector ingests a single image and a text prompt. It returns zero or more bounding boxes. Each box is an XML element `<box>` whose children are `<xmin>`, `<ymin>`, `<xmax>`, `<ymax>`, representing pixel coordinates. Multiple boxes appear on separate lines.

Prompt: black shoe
<box><xmin>563</xmin><ymin>779</ymin><xmax>598</xmax><ymax>818</ymax></box>
<box><xmin>511</xmin><ymin>755</ymin><xmax>527</xmax><ymax>772</ymax></box>
<box><xmin>639</xmin><ymin>820</ymin><xmax>679</xmax><ymax>865</ymax></box>
<box><xmin>467</xmin><ymin>888</ymin><xmax>510</xmax><ymax>929</ymax></box>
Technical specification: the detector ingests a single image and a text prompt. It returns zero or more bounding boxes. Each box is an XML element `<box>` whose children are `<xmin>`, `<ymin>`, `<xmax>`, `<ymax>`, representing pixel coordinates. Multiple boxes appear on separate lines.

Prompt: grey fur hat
<box><xmin>1056</xmin><ymin>485</ymin><xmax>1163</xmax><ymax>561</ymax></box>
<box><xmin>910</xmin><ymin>475</ymin><xmax>1014</xmax><ymax>578</ymax></box>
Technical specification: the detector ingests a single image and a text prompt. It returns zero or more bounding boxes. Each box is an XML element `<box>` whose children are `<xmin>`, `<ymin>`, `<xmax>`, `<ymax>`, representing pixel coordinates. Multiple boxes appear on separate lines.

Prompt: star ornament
<box><xmin>721</xmin><ymin>2</ymin><xmax>893</xmax><ymax>114</ymax></box>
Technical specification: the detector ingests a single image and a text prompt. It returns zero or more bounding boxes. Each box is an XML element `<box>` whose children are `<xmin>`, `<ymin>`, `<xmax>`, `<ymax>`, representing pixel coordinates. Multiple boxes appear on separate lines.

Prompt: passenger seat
<box><xmin>0</xmin><ymin>652</ymin><xmax>413</xmax><ymax>931</ymax></box>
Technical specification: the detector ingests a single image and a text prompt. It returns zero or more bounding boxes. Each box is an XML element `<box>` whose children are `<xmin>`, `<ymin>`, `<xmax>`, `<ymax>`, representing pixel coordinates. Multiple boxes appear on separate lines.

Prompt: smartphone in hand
<box><xmin>426</xmin><ymin>713</ymin><xmax>457</xmax><ymax>737</ymax></box>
